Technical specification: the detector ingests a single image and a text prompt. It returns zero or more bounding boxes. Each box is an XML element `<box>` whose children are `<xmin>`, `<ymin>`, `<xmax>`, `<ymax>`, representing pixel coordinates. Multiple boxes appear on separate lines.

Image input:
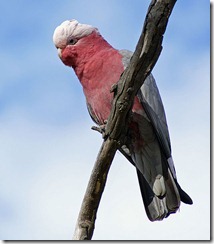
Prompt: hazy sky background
<box><xmin>0</xmin><ymin>0</ymin><xmax>210</xmax><ymax>240</ymax></box>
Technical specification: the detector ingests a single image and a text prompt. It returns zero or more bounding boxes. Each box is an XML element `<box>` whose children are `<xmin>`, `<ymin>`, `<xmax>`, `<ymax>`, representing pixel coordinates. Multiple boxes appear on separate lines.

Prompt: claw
<box><xmin>91</xmin><ymin>123</ymin><xmax>107</xmax><ymax>139</ymax></box>
<box><xmin>110</xmin><ymin>83</ymin><xmax>118</xmax><ymax>94</ymax></box>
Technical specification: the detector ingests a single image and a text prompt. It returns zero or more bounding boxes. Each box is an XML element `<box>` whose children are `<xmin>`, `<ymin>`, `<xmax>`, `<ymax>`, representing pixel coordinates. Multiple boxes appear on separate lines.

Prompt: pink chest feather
<box><xmin>76</xmin><ymin>49</ymin><xmax>124</xmax><ymax>124</ymax></box>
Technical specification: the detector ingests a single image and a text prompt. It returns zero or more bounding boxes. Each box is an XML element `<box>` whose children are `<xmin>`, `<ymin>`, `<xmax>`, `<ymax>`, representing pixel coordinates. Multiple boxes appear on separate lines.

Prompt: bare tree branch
<box><xmin>73</xmin><ymin>0</ymin><xmax>177</xmax><ymax>240</ymax></box>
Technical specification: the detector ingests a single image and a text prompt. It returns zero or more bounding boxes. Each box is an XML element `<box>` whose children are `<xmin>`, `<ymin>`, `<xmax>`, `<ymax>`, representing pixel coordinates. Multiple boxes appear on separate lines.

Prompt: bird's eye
<box><xmin>68</xmin><ymin>38</ymin><xmax>78</xmax><ymax>45</ymax></box>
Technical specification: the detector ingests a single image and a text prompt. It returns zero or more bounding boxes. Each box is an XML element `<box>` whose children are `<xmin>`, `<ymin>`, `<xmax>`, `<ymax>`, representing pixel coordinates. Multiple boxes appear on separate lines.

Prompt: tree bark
<box><xmin>73</xmin><ymin>0</ymin><xmax>177</xmax><ymax>240</ymax></box>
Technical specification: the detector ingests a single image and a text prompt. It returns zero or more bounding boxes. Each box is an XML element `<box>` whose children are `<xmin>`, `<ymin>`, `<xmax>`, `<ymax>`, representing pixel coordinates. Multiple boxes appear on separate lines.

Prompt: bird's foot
<box><xmin>110</xmin><ymin>83</ymin><xmax>118</xmax><ymax>95</ymax></box>
<box><xmin>91</xmin><ymin>121</ymin><xmax>108</xmax><ymax>139</ymax></box>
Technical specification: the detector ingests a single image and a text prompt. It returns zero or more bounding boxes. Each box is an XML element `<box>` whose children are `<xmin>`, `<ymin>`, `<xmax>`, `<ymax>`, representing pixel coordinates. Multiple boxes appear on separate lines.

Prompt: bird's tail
<box><xmin>136</xmin><ymin>168</ymin><xmax>179</xmax><ymax>221</ymax></box>
<box><xmin>133</xmin><ymin>152</ymin><xmax>192</xmax><ymax>221</ymax></box>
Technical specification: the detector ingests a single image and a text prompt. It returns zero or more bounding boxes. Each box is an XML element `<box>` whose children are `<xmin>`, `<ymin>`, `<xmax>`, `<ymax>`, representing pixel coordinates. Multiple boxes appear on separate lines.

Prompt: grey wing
<box><xmin>138</xmin><ymin>74</ymin><xmax>171</xmax><ymax>158</ymax></box>
<box><xmin>137</xmin><ymin>74</ymin><xmax>178</xmax><ymax>179</ymax></box>
<box><xmin>119</xmin><ymin>49</ymin><xmax>176</xmax><ymax>178</ymax></box>
<box><xmin>119</xmin><ymin>49</ymin><xmax>133</xmax><ymax>68</ymax></box>
<box><xmin>137</xmin><ymin>74</ymin><xmax>193</xmax><ymax>206</ymax></box>
<box><xmin>119</xmin><ymin>50</ymin><xmax>192</xmax><ymax>219</ymax></box>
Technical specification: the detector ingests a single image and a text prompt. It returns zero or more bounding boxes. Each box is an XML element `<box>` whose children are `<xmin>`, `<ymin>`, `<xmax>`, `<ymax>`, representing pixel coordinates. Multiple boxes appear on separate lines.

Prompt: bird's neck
<box><xmin>70</xmin><ymin>32</ymin><xmax>118</xmax><ymax>88</ymax></box>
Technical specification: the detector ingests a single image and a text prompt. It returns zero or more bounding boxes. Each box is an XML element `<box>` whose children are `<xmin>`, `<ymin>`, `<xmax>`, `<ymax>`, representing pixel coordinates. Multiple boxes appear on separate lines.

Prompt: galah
<box><xmin>53</xmin><ymin>20</ymin><xmax>192</xmax><ymax>221</ymax></box>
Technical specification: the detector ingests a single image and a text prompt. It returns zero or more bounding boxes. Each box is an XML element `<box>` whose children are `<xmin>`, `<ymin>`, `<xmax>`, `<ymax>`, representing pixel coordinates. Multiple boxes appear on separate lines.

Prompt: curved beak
<box><xmin>57</xmin><ymin>48</ymin><xmax>62</xmax><ymax>58</ymax></box>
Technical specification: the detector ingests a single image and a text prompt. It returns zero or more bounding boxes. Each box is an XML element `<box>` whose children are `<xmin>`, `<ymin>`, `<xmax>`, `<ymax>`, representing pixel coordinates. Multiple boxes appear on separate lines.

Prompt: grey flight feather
<box><xmin>119</xmin><ymin>49</ymin><xmax>192</xmax><ymax>221</ymax></box>
<box><xmin>120</xmin><ymin>49</ymin><xmax>175</xmax><ymax>176</ymax></box>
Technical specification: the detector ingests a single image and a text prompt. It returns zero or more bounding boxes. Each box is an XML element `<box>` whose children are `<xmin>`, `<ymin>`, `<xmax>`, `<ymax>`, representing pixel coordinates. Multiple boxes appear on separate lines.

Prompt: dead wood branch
<box><xmin>73</xmin><ymin>0</ymin><xmax>177</xmax><ymax>240</ymax></box>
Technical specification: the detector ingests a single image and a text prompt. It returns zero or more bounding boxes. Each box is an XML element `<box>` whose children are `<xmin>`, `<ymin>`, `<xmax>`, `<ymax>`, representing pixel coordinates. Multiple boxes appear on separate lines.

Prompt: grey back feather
<box><xmin>119</xmin><ymin>49</ymin><xmax>174</xmax><ymax>171</ymax></box>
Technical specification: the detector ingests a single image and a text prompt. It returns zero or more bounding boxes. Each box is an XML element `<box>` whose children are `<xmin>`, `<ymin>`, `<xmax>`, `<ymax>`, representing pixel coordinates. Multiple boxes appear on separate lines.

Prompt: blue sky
<box><xmin>0</xmin><ymin>0</ymin><xmax>210</xmax><ymax>240</ymax></box>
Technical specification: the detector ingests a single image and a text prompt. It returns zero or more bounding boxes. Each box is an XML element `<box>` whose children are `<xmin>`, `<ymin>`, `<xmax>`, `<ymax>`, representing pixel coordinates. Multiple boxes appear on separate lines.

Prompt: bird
<box><xmin>53</xmin><ymin>19</ymin><xmax>192</xmax><ymax>221</ymax></box>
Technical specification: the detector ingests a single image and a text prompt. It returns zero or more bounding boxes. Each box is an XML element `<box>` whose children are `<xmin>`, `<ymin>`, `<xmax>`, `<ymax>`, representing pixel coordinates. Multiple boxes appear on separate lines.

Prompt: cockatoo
<box><xmin>53</xmin><ymin>20</ymin><xmax>192</xmax><ymax>221</ymax></box>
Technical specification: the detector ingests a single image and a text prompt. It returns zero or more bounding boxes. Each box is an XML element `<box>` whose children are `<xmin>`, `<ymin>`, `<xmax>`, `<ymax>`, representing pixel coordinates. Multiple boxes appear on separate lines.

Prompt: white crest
<box><xmin>53</xmin><ymin>19</ymin><xmax>97</xmax><ymax>49</ymax></box>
